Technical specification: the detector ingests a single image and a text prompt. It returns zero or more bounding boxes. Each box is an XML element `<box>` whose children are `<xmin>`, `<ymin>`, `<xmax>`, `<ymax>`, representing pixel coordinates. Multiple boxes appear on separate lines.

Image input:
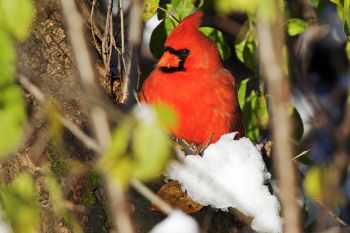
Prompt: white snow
<box><xmin>150</xmin><ymin>210</ymin><xmax>199</xmax><ymax>233</ymax></box>
<box><xmin>166</xmin><ymin>133</ymin><xmax>282</xmax><ymax>233</ymax></box>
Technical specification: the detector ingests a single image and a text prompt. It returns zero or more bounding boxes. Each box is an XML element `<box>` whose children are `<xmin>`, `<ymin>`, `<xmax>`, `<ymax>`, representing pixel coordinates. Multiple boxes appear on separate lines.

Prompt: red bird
<box><xmin>141</xmin><ymin>11</ymin><xmax>245</xmax><ymax>145</ymax></box>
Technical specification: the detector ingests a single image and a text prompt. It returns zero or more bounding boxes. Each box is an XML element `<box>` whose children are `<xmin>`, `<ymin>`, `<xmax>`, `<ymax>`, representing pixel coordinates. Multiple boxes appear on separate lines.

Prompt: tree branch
<box><xmin>119</xmin><ymin>0</ymin><xmax>143</xmax><ymax>105</ymax></box>
<box><xmin>257</xmin><ymin>4</ymin><xmax>301</xmax><ymax>233</ymax></box>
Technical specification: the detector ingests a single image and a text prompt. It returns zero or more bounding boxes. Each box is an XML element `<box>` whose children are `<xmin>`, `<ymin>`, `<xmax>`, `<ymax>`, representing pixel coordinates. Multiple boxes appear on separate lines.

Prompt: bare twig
<box><xmin>315</xmin><ymin>199</ymin><xmax>350</xmax><ymax>231</ymax></box>
<box><xmin>18</xmin><ymin>75</ymin><xmax>174</xmax><ymax>220</ymax></box>
<box><xmin>90</xmin><ymin>0</ymin><xmax>102</xmax><ymax>55</ymax></box>
<box><xmin>131</xmin><ymin>179</ymin><xmax>174</xmax><ymax>215</ymax></box>
<box><xmin>18</xmin><ymin>75</ymin><xmax>102</xmax><ymax>154</ymax></box>
<box><xmin>119</xmin><ymin>0</ymin><xmax>125</xmax><ymax>56</ymax></box>
<box><xmin>292</xmin><ymin>149</ymin><xmax>310</xmax><ymax>161</ymax></box>
<box><xmin>119</xmin><ymin>0</ymin><xmax>144</xmax><ymax>105</ymax></box>
<box><xmin>102</xmin><ymin>0</ymin><xmax>114</xmax><ymax>72</ymax></box>
<box><xmin>257</xmin><ymin>4</ymin><xmax>301</xmax><ymax>233</ymax></box>
<box><xmin>59</xmin><ymin>2</ymin><xmax>135</xmax><ymax>233</ymax></box>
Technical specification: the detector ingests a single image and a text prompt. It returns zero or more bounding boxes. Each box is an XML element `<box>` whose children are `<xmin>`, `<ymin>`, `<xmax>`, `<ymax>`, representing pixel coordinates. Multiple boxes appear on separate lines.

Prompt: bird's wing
<box><xmin>212</xmin><ymin>69</ymin><xmax>246</xmax><ymax>138</ymax></box>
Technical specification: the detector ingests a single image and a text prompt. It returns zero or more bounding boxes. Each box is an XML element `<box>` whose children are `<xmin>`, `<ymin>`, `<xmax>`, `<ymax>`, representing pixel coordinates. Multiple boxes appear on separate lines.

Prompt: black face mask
<box><xmin>159</xmin><ymin>46</ymin><xmax>191</xmax><ymax>73</ymax></box>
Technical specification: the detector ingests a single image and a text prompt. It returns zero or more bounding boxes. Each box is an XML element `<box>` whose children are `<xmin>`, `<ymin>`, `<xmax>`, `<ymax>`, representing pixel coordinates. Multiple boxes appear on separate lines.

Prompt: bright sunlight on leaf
<box><xmin>216</xmin><ymin>0</ymin><xmax>257</xmax><ymax>14</ymax></box>
<box><xmin>286</xmin><ymin>18</ymin><xmax>308</xmax><ymax>36</ymax></box>
<box><xmin>143</xmin><ymin>0</ymin><xmax>159</xmax><ymax>20</ymax></box>
<box><xmin>0</xmin><ymin>0</ymin><xmax>34</xmax><ymax>40</ymax></box>
<box><xmin>99</xmin><ymin>105</ymin><xmax>176</xmax><ymax>187</ymax></box>
<box><xmin>235</xmin><ymin>22</ymin><xmax>257</xmax><ymax>70</ymax></box>
<box><xmin>199</xmin><ymin>27</ymin><xmax>232</xmax><ymax>60</ymax></box>
<box><xmin>0</xmin><ymin>32</ymin><xmax>25</xmax><ymax>158</ymax></box>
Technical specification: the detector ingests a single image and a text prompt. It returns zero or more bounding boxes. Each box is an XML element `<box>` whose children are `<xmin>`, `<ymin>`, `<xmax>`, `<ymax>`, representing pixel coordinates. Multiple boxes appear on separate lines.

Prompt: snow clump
<box><xmin>166</xmin><ymin>133</ymin><xmax>282</xmax><ymax>233</ymax></box>
<box><xmin>150</xmin><ymin>210</ymin><xmax>199</xmax><ymax>233</ymax></box>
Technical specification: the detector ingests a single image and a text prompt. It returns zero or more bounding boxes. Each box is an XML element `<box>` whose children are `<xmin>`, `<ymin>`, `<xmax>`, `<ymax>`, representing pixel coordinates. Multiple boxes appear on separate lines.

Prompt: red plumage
<box><xmin>141</xmin><ymin>11</ymin><xmax>245</xmax><ymax>145</ymax></box>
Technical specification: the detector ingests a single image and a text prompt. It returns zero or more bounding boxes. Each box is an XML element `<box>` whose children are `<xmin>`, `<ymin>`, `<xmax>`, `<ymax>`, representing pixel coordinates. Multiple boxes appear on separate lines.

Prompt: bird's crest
<box><xmin>166</xmin><ymin>11</ymin><xmax>203</xmax><ymax>43</ymax></box>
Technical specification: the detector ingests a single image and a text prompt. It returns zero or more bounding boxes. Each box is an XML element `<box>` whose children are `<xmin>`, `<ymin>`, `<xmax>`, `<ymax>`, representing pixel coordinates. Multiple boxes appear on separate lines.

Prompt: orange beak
<box><xmin>158</xmin><ymin>51</ymin><xmax>181</xmax><ymax>68</ymax></box>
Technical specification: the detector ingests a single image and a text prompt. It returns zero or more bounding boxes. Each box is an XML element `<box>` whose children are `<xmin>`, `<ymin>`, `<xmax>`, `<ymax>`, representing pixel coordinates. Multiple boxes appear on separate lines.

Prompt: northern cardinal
<box><xmin>141</xmin><ymin>11</ymin><xmax>245</xmax><ymax>145</ymax></box>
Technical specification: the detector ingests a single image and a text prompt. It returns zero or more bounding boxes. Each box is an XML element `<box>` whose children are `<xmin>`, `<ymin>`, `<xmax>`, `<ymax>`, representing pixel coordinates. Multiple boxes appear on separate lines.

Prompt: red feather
<box><xmin>141</xmin><ymin>11</ymin><xmax>245</xmax><ymax>145</ymax></box>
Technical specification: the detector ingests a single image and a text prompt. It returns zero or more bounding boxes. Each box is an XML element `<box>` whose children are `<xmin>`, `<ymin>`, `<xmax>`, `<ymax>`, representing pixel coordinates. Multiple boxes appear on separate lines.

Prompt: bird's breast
<box><xmin>141</xmin><ymin>70</ymin><xmax>237</xmax><ymax>145</ymax></box>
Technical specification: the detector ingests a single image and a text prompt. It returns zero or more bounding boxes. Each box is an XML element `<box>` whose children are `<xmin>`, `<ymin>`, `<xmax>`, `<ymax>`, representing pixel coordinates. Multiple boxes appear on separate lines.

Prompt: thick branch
<box><xmin>257</xmin><ymin>5</ymin><xmax>301</xmax><ymax>233</ymax></box>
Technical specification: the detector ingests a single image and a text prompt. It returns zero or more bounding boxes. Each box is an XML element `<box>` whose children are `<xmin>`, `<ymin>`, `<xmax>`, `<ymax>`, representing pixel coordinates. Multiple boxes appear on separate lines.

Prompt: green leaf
<box><xmin>215</xmin><ymin>0</ymin><xmax>257</xmax><ymax>14</ymax></box>
<box><xmin>172</xmin><ymin>0</ymin><xmax>195</xmax><ymax>20</ymax></box>
<box><xmin>199</xmin><ymin>27</ymin><xmax>232</xmax><ymax>60</ymax></box>
<box><xmin>239</xmin><ymin>82</ymin><xmax>270</xmax><ymax>143</ymax></box>
<box><xmin>0</xmin><ymin>173</ymin><xmax>39</xmax><ymax>233</ymax></box>
<box><xmin>153</xmin><ymin>104</ymin><xmax>178</xmax><ymax>129</ymax></box>
<box><xmin>330</xmin><ymin>0</ymin><xmax>341</xmax><ymax>5</ymax></box>
<box><xmin>0</xmin><ymin>30</ymin><xmax>15</xmax><ymax>84</ymax></box>
<box><xmin>150</xmin><ymin>21</ymin><xmax>168</xmax><ymax>59</ymax></box>
<box><xmin>344</xmin><ymin>0</ymin><xmax>350</xmax><ymax>39</ymax></box>
<box><xmin>289</xmin><ymin>105</ymin><xmax>304</xmax><ymax>141</ymax></box>
<box><xmin>98</xmin><ymin>118</ymin><xmax>134</xmax><ymax>187</ymax></box>
<box><xmin>256</xmin><ymin>92</ymin><xmax>269</xmax><ymax>129</ymax></box>
<box><xmin>0</xmin><ymin>85</ymin><xmax>25</xmax><ymax>158</ymax></box>
<box><xmin>241</xmin><ymin>90</ymin><xmax>259</xmax><ymax>143</ymax></box>
<box><xmin>107</xmin><ymin>118</ymin><xmax>134</xmax><ymax>160</ymax></box>
<box><xmin>311</xmin><ymin>0</ymin><xmax>320</xmax><ymax>7</ymax></box>
<box><xmin>235</xmin><ymin>22</ymin><xmax>257</xmax><ymax>70</ymax></box>
<box><xmin>143</xmin><ymin>0</ymin><xmax>160</xmax><ymax>20</ymax></box>
<box><xmin>336</xmin><ymin>4</ymin><xmax>344</xmax><ymax>21</ymax></box>
<box><xmin>302</xmin><ymin>166</ymin><xmax>345</xmax><ymax>203</ymax></box>
<box><xmin>286</xmin><ymin>18</ymin><xmax>308</xmax><ymax>36</ymax></box>
<box><xmin>99</xmin><ymin>105</ymin><xmax>173</xmax><ymax>186</ymax></box>
<box><xmin>0</xmin><ymin>0</ymin><xmax>34</xmax><ymax>40</ymax></box>
<box><xmin>346</xmin><ymin>42</ymin><xmax>350</xmax><ymax>60</ymax></box>
<box><xmin>304</xmin><ymin>166</ymin><xmax>326</xmax><ymax>200</ymax></box>
<box><xmin>238</xmin><ymin>78</ymin><xmax>249</xmax><ymax>109</ymax></box>
<box><xmin>132</xmin><ymin>111</ymin><xmax>172</xmax><ymax>181</ymax></box>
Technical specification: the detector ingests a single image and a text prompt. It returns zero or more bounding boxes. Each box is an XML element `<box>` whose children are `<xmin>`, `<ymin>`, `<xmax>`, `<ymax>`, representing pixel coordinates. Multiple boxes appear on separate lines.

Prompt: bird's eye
<box><xmin>181</xmin><ymin>49</ymin><xmax>190</xmax><ymax>57</ymax></box>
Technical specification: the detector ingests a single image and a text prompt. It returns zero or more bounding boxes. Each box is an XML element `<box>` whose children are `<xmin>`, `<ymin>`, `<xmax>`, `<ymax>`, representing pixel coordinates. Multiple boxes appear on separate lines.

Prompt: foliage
<box><xmin>215</xmin><ymin>0</ymin><xmax>257</xmax><ymax>14</ymax></box>
<box><xmin>0</xmin><ymin>0</ymin><xmax>33</xmax><ymax>158</ymax></box>
<box><xmin>146</xmin><ymin>0</ymin><xmax>231</xmax><ymax>60</ymax></box>
<box><xmin>238</xmin><ymin>79</ymin><xmax>269</xmax><ymax>143</ymax></box>
<box><xmin>235</xmin><ymin>21</ymin><xmax>257</xmax><ymax>71</ymax></box>
<box><xmin>286</xmin><ymin>18</ymin><xmax>308</xmax><ymax>36</ymax></box>
<box><xmin>98</xmin><ymin>104</ymin><xmax>176</xmax><ymax>188</ymax></box>
<box><xmin>331</xmin><ymin>0</ymin><xmax>350</xmax><ymax>40</ymax></box>
<box><xmin>0</xmin><ymin>0</ymin><xmax>34</xmax><ymax>40</ymax></box>
<box><xmin>0</xmin><ymin>173</ymin><xmax>39</xmax><ymax>233</ymax></box>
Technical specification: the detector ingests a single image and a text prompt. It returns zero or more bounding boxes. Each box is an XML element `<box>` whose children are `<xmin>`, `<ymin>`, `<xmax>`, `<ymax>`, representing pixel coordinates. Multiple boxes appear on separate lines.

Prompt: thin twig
<box><xmin>59</xmin><ymin>2</ymin><xmax>135</xmax><ymax>233</ymax></box>
<box><xmin>131</xmin><ymin>179</ymin><xmax>174</xmax><ymax>215</ymax></box>
<box><xmin>18</xmin><ymin>76</ymin><xmax>172</xmax><ymax>224</ymax></box>
<box><xmin>257</xmin><ymin>3</ymin><xmax>301</xmax><ymax>233</ymax></box>
<box><xmin>292</xmin><ymin>149</ymin><xmax>310</xmax><ymax>160</ymax></box>
<box><xmin>18</xmin><ymin>75</ymin><xmax>102</xmax><ymax>154</ymax></box>
<box><xmin>102</xmin><ymin>0</ymin><xmax>113</xmax><ymax>72</ymax></box>
<box><xmin>119</xmin><ymin>0</ymin><xmax>125</xmax><ymax>56</ymax></box>
<box><xmin>90</xmin><ymin>0</ymin><xmax>102</xmax><ymax>55</ymax></box>
<box><xmin>315</xmin><ymin>199</ymin><xmax>350</xmax><ymax>231</ymax></box>
<box><xmin>157</xmin><ymin>6</ymin><xmax>180</xmax><ymax>23</ymax></box>
<box><xmin>119</xmin><ymin>0</ymin><xmax>143</xmax><ymax>105</ymax></box>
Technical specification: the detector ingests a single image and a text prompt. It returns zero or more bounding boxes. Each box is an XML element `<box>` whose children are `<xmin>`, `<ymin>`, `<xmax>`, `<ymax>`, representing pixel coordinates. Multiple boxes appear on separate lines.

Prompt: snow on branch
<box><xmin>166</xmin><ymin>133</ymin><xmax>282</xmax><ymax>233</ymax></box>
